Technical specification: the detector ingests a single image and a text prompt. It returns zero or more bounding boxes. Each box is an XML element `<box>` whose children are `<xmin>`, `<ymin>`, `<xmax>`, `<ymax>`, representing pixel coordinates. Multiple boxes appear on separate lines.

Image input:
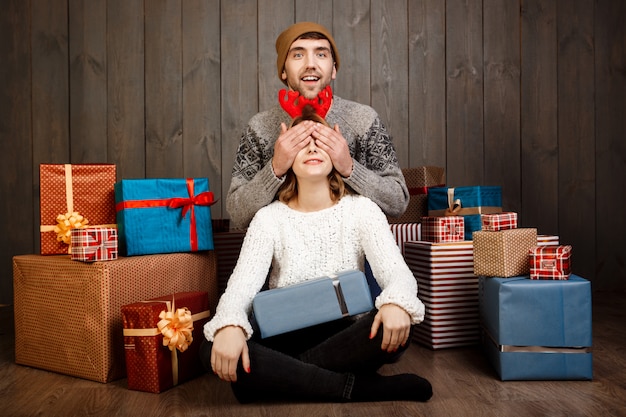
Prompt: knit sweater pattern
<box><xmin>204</xmin><ymin>194</ymin><xmax>425</xmax><ymax>341</ymax></box>
<box><xmin>226</xmin><ymin>96</ymin><xmax>410</xmax><ymax>229</ymax></box>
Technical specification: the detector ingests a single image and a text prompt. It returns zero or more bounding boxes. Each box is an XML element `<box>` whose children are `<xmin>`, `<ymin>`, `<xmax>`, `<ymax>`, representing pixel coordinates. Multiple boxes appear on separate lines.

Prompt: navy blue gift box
<box><xmin>479</xmin><ymin>275</ymin><xmax>592</xmax><ymax>380</ymax></box>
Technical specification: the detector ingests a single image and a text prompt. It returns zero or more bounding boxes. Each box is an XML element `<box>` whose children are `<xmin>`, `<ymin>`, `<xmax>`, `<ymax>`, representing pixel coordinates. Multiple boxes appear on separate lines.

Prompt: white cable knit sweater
<box><xmin>204</xmin><ymin>194</ymin><xmax>425</xmax><ymax>341</ymax></box>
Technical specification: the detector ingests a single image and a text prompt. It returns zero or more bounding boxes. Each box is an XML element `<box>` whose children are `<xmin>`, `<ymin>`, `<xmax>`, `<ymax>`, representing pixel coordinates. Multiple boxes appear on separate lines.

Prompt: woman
<box><xmin>201</xmin><ymin>105</ymin><xmax>432</xmax><ymax>403</ymax></box>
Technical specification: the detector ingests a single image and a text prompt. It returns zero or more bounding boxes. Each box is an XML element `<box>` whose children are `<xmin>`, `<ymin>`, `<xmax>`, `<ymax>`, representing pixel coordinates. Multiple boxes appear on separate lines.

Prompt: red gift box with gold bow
<box><xmin>122</xmin><ymin>291</ymin><xmax>210</xmax><ymax>393</ymax></box>
<box><xmin>39</xmin><ymin>164</ymin><xmax>117</xmax><ymax>255</ymax></box>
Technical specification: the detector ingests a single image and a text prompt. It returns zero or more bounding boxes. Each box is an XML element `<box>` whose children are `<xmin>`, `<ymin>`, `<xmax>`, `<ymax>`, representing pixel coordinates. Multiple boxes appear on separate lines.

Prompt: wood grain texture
<box><xmin>332</xmin><ymin>0</ymin><xmax>371</xmax><ymax>105</ymax></box>
<box><xmin>557</xmin><ymin>0</ymin><xmax>595</xmax><ymax>279</ymax></box>
<box><xmin>483</xmin><ymin>0</ymin><xmax>521</xmax><ymax>212</ymax></box>
<box><xmin>1</xmin><ymin>0</ymin><xmax>625</xmax><ymax>304</ymax></box>
<box><xmin>107</xmin><ymin>0</ymin><xmax>145</xmax><ymax>180</ymax></box>
<box><xmin>594</xmin><ymin>0</ymin><xmax>626</xmax><ymax>291</ymax></box>
<box><xmin>0</xmin><ymin>0</ymin><xmax>33</xmax><ymax>310</ymax></box>
<box><xmin>520</xmin><ymin>0</ymin><xmax>558</xmax><ymax>234</ymax></box>
<box><xmin>258</xmin><ymin>0</ymin><xmax>293</xmax><ymax>112</ymax></box>
<box><xmin>182</xmin><ymin>0</ymin><xmax>223</xmax><ymax>217</ymax></box>
<box><xmin>69</xmin><ymin>0</ymin><xmax>107</xmax><ymax>162</ymax></box>
<box><xmin>408</xmin><ymin>0</ymin><xmax>446</xmax><ymax>168</ymax></box>
<box><xmin>445</xmin><ymin>0</ymin><xmax>484</xmax><ymax>186</ymax></box>
<box><xmin>145</xmin><ymin>0</ymin><xmax>183</xmax><ymax>178</ymax></box>
<box><xmin>371</xmin><ymin>0</ymin><xmax>409</xmax><ymax>167</ymax></box>
<box><xmin>2</xmin><ymin>290</ymin><xmax>625</xmax><ymax>416</ymax></box>
<box><xmin>220</xmin><ymin>0</ymin><xmax>258</xmax><ymax>211</ymax></box>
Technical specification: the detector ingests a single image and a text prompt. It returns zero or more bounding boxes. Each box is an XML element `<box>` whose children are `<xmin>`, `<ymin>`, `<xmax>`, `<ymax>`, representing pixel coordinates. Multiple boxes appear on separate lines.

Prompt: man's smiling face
<box><xmin>281</xmin><ymin>38</ymin><xmax>337</xmax><ymax>99</ymax></box>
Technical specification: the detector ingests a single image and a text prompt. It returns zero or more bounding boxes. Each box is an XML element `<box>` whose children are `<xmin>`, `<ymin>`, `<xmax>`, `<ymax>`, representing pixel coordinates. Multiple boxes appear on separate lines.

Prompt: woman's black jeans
<box><xmin>199</xmin><ymin>310</ymin><xmax>413</xmax><ymax>402</ymax></box>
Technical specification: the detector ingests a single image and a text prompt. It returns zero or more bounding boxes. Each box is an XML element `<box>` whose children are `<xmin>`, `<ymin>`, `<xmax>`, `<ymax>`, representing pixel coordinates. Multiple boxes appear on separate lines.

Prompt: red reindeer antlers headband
<box><xmin>278</xmin><ymin>85</ymin><xmax>333</xmax><ymax>119</ymax></box>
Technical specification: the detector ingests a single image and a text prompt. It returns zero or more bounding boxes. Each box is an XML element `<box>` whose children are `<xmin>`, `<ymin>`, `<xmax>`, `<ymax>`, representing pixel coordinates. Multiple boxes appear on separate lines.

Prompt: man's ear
<box><xmin>281</xmin><ymin>70</ymin><xmax>287</xmax><ymax>81</ymax></box>
<box><xmin>331</xmin><ymin>64</ymin><xmax>337</xmax><ymax>80</ymax></box>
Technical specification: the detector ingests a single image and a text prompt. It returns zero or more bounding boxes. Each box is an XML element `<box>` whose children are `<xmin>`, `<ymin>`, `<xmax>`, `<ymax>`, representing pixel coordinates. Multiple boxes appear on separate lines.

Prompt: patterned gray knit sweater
<box><xmin>204</xmin><ymin>194</ymin><xmax>425</xmax><ymax>341</ymax></box>
<box><xmin>226</xmin><ymin>96</ymin><xmax>409</xmax><ymax>229</ymax></box>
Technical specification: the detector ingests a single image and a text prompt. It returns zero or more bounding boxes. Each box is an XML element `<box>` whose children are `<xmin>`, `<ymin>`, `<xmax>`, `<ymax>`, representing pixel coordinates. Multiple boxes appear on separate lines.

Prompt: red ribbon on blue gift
<box><xmin>115</xmin><ymin>179</ymin><xmax>216</xmax><ymax>251</ymax></box>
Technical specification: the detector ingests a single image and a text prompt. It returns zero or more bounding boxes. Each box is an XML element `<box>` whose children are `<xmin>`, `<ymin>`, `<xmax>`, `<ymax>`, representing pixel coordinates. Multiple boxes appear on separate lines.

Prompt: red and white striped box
<box><xmin>389</xmin><ymin>223</ymin><xmax>421</xmax><ymax>255</ymax></box>
<box><xmin>404</xmin><ymin>240</ymin><xmax>480</xmax><ymax>349</ymax></box>
<box><xmin>529</xmin><ymin>245</ymin><xmax>572</xmax><ymax>280</ymax></box>
<box><xmin>481</xmin><ymin>212</ymin><xmax>518</xmax><ymax>231</ymax></box>
<box><xmin>420</xmin><ymin>216</ymin><xmax>465</xmax><ymax>243</ymax></box>
<box><xmin>70</xmin><ymin>227</ymin><xmax>118</xmax><ymax>262</ymax></box>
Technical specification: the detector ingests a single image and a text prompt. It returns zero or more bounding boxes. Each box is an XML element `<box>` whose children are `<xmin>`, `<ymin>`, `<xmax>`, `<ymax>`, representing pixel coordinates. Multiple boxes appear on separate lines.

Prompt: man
<box><xmin>226</xmin><ymin>21</ymin><xmax>409</xmax><ymax>229</ymax></box>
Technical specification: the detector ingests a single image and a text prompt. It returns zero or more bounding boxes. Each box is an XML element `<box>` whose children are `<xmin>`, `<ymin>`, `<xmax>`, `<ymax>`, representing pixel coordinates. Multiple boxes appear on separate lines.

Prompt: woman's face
<box><xmin>292</xmin><ymin>138</ymin><xmax>333</xmax><ymax>180</ymax></box>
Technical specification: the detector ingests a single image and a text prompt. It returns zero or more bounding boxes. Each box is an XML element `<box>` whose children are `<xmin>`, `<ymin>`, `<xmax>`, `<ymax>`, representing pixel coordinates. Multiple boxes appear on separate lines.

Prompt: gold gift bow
<box><xmin>123</xmin><ymin>301</ymin><xmax>210</xmax><ymax>386</ymax></box>
<box><xmin>428</xmin><ymin>187</ymin><xmax>501</xmax><ymax>217</ymax></box>
<box><xmin>39</xmin><ymin>164</ymin><xmax>116</xmax><ymax>252</ymax></box>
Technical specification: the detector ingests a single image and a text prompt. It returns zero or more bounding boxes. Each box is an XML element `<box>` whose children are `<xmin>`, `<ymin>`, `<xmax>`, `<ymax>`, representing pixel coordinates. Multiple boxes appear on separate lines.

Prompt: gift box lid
<box><xmin>479</xmin><ymin>275</ymin><xmax>592</xmax><ymax>348</ymax></box>
<box><xmin>428</xmin><ymin>185</ymin><xmax>502</xmax><ymax>212</ymax></box>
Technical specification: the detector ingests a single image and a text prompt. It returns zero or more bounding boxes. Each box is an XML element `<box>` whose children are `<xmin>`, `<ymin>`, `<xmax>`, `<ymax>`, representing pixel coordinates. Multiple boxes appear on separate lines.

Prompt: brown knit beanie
<box><xmin>275</xmin><ymin>22</ymin><xmax>340</xmax><ymax>84</ymax></box>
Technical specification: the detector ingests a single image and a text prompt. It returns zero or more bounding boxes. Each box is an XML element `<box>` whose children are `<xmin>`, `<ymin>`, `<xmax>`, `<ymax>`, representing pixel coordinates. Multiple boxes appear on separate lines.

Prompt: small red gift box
<box><xmin>529</xmin><ymin>245</ymin><xmax>572</xmax><ymax>280</ymax></box>
<box><xmin>39</xmin><ymin>164</ymin><xmax>117</xmax><ymax>255</ymax></box>
<box><xmin>481</xmin><ymin>212</ymin><xmax>518</xmax><ymax>231</ymax></box>
<box><xmin>420</xmin><ymin>216</ymin><xmax>465</xmax><ymax>243</ymax></box>
<box><xmin>70</xmin><ymin>228</ymin><xmax>118</xmax><ymax>262</ymax></box>
<box><xmin>122</xmin><ymin>291</ymin><xmax>210</xmax><ymax>393</ymax></box>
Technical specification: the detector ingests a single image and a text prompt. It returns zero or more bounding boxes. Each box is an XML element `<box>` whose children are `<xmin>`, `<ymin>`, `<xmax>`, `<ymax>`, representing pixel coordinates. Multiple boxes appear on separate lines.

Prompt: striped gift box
<box><xmin>420</xmin><ymin>216</ymin><xmax>465</xmax><ymax>243</ymax></box>
<box><xmin>213</xmin><ymin>230</ymin><xmax>247</xmax><ymax>294</ymax></box>
<box><xmin>529</xmin><ymin>245</ymin><xmax>572</xmax><ymax>280</ymax></box>
<box><xmin>389</xmin><ymin>223</ymin><xmax>421</xmax><ymax>255</ymax></box>
<box><xmin>481</xmin><ymin>212</ymin><xmax>517</xmax><ymax>231</ymax></box>
<box><xmin>70</xmin><ymin>227</ymin><xmax>118</xmax><ymax>262</ymax></box>
<box><xmin>405</xmin><ymin>240</ymin><xmax>480</xmax><ymax>349</ymax></box>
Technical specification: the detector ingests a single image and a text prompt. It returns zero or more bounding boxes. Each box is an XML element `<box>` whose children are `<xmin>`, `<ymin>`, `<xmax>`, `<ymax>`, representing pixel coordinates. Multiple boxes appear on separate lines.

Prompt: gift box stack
<box><xmin>427</xmin><ymin>185</ymin><xmax>503</xmax><ymax>240</ymax></box>
<box><xmin>14</xmin><ymin>164</ymin><xmax>220</xmax><ymax>390</ymax></box>
<box><xmin>472</xmin><ymin>212</ymin><xmax>592</xmax><ymax>380</ymax></box>
<box><xmin>387</xmin><ymin>166</ymin><xmax>445</xmax><ymax>224</ymax></box>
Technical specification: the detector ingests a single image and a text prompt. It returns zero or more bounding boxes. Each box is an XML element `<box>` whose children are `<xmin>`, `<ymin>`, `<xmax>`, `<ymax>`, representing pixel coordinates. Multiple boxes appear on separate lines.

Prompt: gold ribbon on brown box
<box><xmin>39</xmin><ymin>164</ymin><xmax>116</xmax><ymax>253</ymax></box>
<box><xmin>429</xmin><ymin>187</ymin><xmax>501</xmax><ymax>217</ymax></box>
<box><xmin>123</xmin><ymin>300</ymin><xmax>210</xmax><ymax>386</ymax></box>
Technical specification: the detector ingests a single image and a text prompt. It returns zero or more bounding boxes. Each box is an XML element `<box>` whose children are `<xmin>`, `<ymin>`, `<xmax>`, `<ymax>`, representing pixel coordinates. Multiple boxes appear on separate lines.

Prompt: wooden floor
<box><xmin>2</xmin><ymin>290</ymin><xmax>626</xmax><ymax>417</ymax></box>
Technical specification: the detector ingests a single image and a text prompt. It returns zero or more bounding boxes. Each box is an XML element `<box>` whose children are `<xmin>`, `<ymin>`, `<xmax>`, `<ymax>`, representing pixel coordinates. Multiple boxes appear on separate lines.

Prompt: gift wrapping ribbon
<box><xmin>407</xmin><ymin>184</ymin><xmax>445</xmax><ymax>196</ymax></box>
<box><xmin>123</xmin><ymin>300</ymin><xmax>210</xmax><ymax>386</ymax></box>
<box><xmin>483</xmin><ymin>327</ymin><xmax>591</xmax><ymax>354</ymax></box>
<box><xmin>428</xmin><ymin>187</ymin><xmax>501</xmax><ymax>217</ymax></box>
<box><xmin>40</xmin><ymin>164</ymin><xmax>116</xmax><ymax>252</ymax></box>
<box><xmin>115</xmin><ymin>178</ymin><xmax>216</xmax><ymax>251</ymax></box>
<box><xmin>72</xmin><ymin>228</ymin><xmax>117</xmax><ymax>261</ymax></box>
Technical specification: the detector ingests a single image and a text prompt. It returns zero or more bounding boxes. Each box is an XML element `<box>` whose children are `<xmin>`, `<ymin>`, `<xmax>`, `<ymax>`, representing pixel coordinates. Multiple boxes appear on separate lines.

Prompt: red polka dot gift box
<box><xmin>39</xmin><ymin>164</ymin><xmax>117</xmax><ymax>255</ymax></box>
<box><xmin>122</xmin><ymin>292</ymin><xmax>210</xmax><ymax>393</ymax></box>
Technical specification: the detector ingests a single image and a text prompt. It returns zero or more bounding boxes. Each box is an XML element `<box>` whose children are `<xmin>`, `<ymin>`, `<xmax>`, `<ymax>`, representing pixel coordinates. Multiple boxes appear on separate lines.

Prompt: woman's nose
<box><xmin>306</xmin><ymin>138</ymin><xmax>318</xmax><ymax>152</ymax></box>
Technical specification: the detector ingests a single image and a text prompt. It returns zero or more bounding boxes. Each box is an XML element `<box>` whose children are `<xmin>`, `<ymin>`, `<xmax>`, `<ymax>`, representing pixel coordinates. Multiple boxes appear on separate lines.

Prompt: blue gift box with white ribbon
<box><xmin>252</xmin><ymin>270</ymin><xmax>374</xmax><ymax>339</ymax></box>
<box><xmin>479</xmin><ymin>275</ymin><xmax>592</xmax><ymax>380</ymax></box>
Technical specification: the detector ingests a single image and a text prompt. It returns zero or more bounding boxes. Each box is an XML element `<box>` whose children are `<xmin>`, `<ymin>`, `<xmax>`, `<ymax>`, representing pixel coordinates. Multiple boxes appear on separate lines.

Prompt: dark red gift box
<box><xmin>122</xmin><ymin>291</ymin><xmax>210</xmax><ymax>393</ymax></box>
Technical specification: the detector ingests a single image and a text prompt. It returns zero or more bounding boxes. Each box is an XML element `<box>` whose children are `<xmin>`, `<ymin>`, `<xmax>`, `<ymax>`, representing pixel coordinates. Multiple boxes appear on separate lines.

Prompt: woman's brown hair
<box><xmin>277</xmin><ymin>105</ymin><xmax>352</xmax><ymax>204</ymax></box>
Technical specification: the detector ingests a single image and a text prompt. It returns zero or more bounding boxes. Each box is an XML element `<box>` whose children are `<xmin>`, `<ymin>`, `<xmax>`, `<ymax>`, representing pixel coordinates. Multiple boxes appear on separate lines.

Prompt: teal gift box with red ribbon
<box><xmin>115</xmin><ymin>178</ymin><xmax>216</xmax><ymax>256</ymax></box>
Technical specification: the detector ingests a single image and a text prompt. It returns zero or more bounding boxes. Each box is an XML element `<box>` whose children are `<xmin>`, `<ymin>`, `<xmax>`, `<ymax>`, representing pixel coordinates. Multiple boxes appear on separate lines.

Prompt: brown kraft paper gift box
<box><xmin>122</xmin><ymin>291</ymin><xmax>210</xmax><ymax>393</ymax></box>
<box><xmin>387</xmin><ymin>166</ymin><xmax>445</xmax><ymax>224</ymax></box>
<box><xmin>13</xmin><ymin>252</ymin><xmax>218</xmax><ymax>383</ymax></box>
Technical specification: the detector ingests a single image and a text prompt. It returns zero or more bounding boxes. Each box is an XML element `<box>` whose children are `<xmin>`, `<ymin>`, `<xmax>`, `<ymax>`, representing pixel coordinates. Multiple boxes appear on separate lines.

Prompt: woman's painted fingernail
<box><xmin>245</xmin><ymin>366</ymin><xmax>251</xmax><ymax>374</ymax></box>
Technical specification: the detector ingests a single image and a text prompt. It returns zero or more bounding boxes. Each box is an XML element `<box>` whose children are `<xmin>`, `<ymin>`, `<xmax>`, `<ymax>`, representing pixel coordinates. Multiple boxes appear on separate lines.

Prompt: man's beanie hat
<box><xmin>275</xmin><ymin>22</ymin><xmax>340</xmax><ymax>84</ymax></box>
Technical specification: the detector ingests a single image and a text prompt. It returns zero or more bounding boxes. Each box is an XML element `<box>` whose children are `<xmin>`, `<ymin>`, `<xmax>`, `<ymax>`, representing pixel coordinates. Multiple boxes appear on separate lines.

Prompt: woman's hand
<box><xmin>272</xmin><ymin>121</ymin><xmax>316</xmax><ymax>177</ymax></box>
<box><xmin>210</xmin><ymin>325</ymin><xmax>250</xmax><ymax>382</ymax></box>
<box><xmin>370</xmin><ymin>304</ymin><xmax>412</xmax><ymax>353</ymax></box>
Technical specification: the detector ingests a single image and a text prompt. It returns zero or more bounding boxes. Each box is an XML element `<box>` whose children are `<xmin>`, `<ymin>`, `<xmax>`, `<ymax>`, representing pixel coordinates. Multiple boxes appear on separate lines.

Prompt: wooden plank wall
<box><xmin>1</xmin><ymin>0</ymin><xmax>624</xmax><ymax>304</ymax></box>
